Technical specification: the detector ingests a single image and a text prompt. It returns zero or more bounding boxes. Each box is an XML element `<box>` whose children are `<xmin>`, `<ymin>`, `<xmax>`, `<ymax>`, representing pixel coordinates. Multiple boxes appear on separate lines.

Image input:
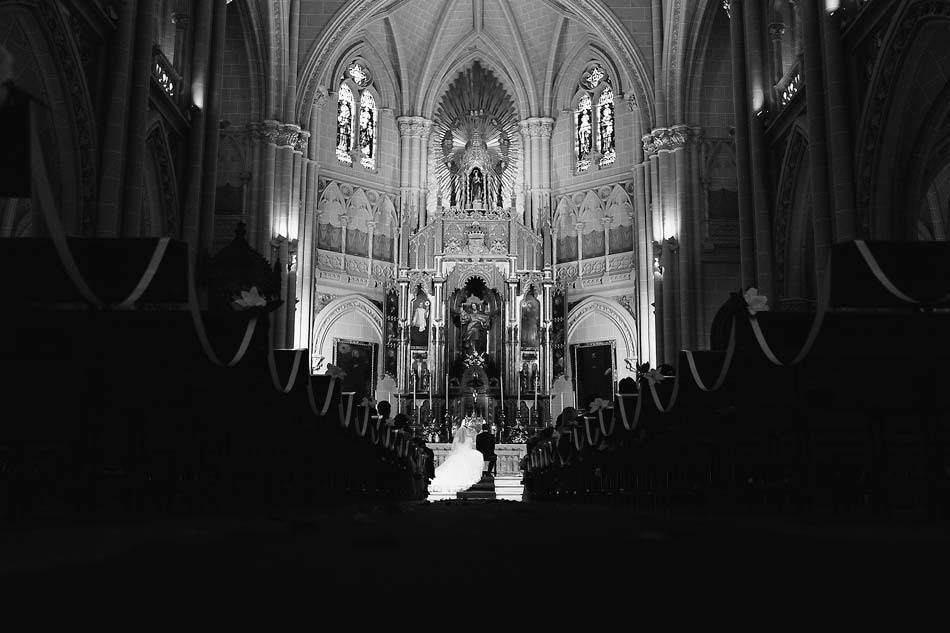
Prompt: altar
<box><xmin>427</xmin><ymin>443</ymin><xmax>527</xmax><ymax>478</ymax></box>
<box><xmin>390</xmin><ymin>65</ymin><xmax>556</xmax><ymax>438</ymax></box>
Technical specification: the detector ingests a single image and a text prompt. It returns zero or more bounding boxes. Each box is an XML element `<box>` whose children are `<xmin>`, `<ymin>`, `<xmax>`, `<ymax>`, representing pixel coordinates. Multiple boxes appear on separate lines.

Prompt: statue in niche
<box><xmin>519</xmin><ymin>360</ymin><xmax>538</xmax><ymax>392</ymax></box>
<box><xmin>409</xmin><ymin>293</ymin><xmax>430</xmax><ymax>347</ymax></box>
<box><xmin>412</xmin><ymin>358</ymin><xmax>430</xmax><ymax>392</ymax></box>
<box><xmin>469</xmin><ymin>168</ymin><xmax>484</xmax><ymax>205</ymax></box>
<box><xmin>456</xmin><ymin>293</ymin><xmax>493</xmax><ymax>354</ymax></box>
<box><xmin>412</xmin><ymin>298</ymin><xmax>430</xmax><ymax>332</ymax></box>
<box><xmin>520</xmin><ymin>293</ymin><xmax>540</xmax><ymax>348</ymax></box>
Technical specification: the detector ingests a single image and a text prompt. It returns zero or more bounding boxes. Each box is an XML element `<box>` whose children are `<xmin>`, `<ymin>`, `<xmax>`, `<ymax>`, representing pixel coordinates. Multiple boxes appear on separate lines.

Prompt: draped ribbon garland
<box><xmin>31</xmin><ymin>116</ymin><xmax>261</xmax><ymax>367</ymax></box>
<box><xmin>307</xmin><ymin>377</ymin><xmax>338</xmax><ymax>417</ymax></box>
<box><xmin>28</xmin><ymin>119</ymin><xmax>432</xmax><ymax>486</ymax></box>
<box><xmin>338</xmin><ymin>392</ymin><xmax>356</xmax><ymax>428</ymax></box>
<box><xmin>267</xmin><ymin>349</ymin><xmax>305</xmax><ymax>393</ymax></box>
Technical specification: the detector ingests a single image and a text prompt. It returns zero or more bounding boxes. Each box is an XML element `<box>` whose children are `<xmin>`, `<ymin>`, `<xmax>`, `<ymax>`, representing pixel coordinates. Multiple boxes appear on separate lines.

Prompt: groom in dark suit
<box><xmin>476</xmin><ymin>422</ymin><xmax>496</xmax><ymax>478</ymax></box>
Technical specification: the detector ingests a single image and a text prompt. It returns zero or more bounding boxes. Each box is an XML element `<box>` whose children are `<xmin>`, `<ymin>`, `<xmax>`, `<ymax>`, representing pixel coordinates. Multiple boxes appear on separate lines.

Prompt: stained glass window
<box><xmin>347</xmin><ymin>62</ymin><xmax>371</xmax><ymax>88</ymax></box>
<box><xmin>336</xmin><ymin>83</ymin><xmax>354</xmax><ymax>165</ymax></box>
<box><xmin>575</xmin><ymin>93</ymin><xmax>593</xmax><ymax>173</ymax></box>
<box><xmin>597</xmin><ymin>87</ymin><xmax>615</xmax><ymax>168</ymax></box>
<box><xmin>359</xmin><ymin>90</ymin><xmax>377</xmax><ymax>170</ymax></box>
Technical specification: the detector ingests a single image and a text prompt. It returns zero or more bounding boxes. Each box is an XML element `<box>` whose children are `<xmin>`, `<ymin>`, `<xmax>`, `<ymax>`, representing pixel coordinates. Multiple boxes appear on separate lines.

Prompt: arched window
<box><xmin>359</xmin><ymin>91</ymin><xmax>377</xmax><ymax>170</ymax></box>
<box><xmin>597</xmin><ymin>87</ymin><xmax>615</xmax><ymax>168</ymax></box>
<box><xmin>575</xmin><ymin>93</ymin><xmax>593</xmax><ymax>173</ymax></box>
<box><xmin>336</xmin><ymin>60</ymin><xmax>379</xmax><ymax>171</ymax></box>
<box><xmin>573</xmin><ymin>63</ymin><xmax>616</xmax><ymax>174</ymax></box>
<box><xmin>336</xmin><ymin>83</ymin><xmax>355</xmax><ymax>165</ymax></box>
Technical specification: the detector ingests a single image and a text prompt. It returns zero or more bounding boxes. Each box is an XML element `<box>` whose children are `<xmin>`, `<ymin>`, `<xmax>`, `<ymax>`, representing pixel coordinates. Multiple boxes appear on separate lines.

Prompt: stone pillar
<box><xmin>121</xmin><ymin>0</ymin><xmax>156</xmax><ymax>237</ymax></box>
<box><xmin>726</xmin><ymin>0</ymin><xmax>756</xmax><ymax>288</ymax></box>
<box><xmin>801</xmin><ymin>0</ymin><xmax>833</xmax><ymax>280</ymax></box>
<box><xmin>180</xmin><ymin>0</ymin><xmax>214</xmax><ymax>248</ymax></box>
<box><xmin>171</xmin><ymin>10</ymin><xmax>189</xmax><ymax>70</ymax></box>
<box><xmin>198</xmin><ymin>0</ymin><xmax>228</xmax><ymax>254</ymax></box>
<box><xmin>820</xmin><ymin>8</ymin><xmax>857</xmax><ymax>241</ymax></box>
<box><xmin>246</xmin><ymin>122</ymin><xmax>263</xmax><ymax>250</ymax></box>
<box><xmin>519</xmin><ymin>121</ymin><xmax>533</xmax><ymax>227</ymax></box>
<box><xmin>629</xmin><ymin>96</ymin><xmax>655</xmax><ymax>365</ymax></box>
<box><xmin>661</xmin><ymin>237</ymin><xmax>677</xmax><ymax>364</ymax></box>
<box><xmin>538</xmin><ymin>117</ymin><xmax>554</xmax><ymax>231</ymax></box>
<box><xmin>96</xmin><ymin>0</ymin><xmax>138</xmax><ymax>237</ymax></box>
<box><xmin>257</xmin><ymin>121</ymin><xmax>279</xmax><ymax>252</ymax></box>
<box><xmin>769</xmin><ymin>23</ymin><xmax>786</xmax><ymax>85</ymax></box>
<box><xmin>689</xmin><ymin>128</ymin><xmax>706</xmax><ymax>346</ymax></box>
<box><xmin>397</xmin><ymin>116</ymin><xmax>432</xmax><ymax>232</ymax></box>
<box><xmin>742</xmin><ymin>0</ymin><xmax>774</xmax><ymax>297</ymax></box>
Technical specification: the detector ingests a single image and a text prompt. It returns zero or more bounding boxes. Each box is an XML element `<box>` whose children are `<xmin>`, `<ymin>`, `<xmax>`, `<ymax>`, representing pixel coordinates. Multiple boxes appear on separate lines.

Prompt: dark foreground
<box><xmin>3</xmin><ymin>500</ymin><xmax>949</xmax><ymax>605</ymax></box>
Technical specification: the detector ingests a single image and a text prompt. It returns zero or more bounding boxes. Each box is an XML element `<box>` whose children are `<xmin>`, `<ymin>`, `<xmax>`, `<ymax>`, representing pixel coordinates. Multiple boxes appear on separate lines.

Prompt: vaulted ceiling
<box><xmin>295</xmin><ymin>0</ymin><xmax>656</xmax><ymax>122</ymax></box>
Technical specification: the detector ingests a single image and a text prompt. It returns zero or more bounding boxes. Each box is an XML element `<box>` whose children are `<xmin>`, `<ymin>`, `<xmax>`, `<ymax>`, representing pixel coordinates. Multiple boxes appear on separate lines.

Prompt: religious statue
<box><xmin>412</xmin><ymin>299</ymin><xmax>430</xmax><ymax>332</ymax></box>
<box><xmin>469</xmin><ymin>168</ymin><xmax>484</xmax><ymax>204</ymax></box>
<box><xmin>458</xmin><ymin>294</ymin><xmax>492</xmax><ymax>353</ymax></box>
<box><xmin>414</xmin><ymin>359</ymin><xmax>430</xmax><ymax>392</ymax></box>
<box><xmin>520</xmin><ymin>293</ymin><xmax>540</xmax><ymax>348</ymax></box>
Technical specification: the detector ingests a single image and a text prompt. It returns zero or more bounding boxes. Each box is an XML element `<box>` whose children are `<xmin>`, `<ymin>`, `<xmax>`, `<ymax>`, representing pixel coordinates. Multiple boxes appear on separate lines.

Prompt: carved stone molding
<box><xmin>520</xmin><ymin>117</ymin><xmax>555</xmax><ymax>139</ymax></box>
<box><xmin>397</xmin><ymin>116</ymin><xmax>433</xmax><ymax>138</ymax></box>
<box><xmin>642</xmin><ymin>125</ymin><xmax>689</xmax><ymax>156</ymax></box>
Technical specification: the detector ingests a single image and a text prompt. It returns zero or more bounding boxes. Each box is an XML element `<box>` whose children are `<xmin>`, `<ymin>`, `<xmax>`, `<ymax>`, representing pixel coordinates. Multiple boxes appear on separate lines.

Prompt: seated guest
<box><xmin>376</xmin><ymin>400</ymin><xmax>392</xmax><ymax>424</ymax></box>
<box><xmin>392</xmin><ymin>413</ymin><xmax>409</xmax><ymax>432</ymax></box>
<box><xmin>618</xmin><ymin>377</ymin><xmax>637</xmax><ymax>393</ymax></box>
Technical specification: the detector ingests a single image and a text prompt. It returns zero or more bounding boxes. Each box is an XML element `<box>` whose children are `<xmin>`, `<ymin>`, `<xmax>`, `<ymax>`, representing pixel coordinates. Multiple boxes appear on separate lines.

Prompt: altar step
<box><xmin>457</xmin><ymin>474</ymin><xmax>496</xmax><ymax>501</ymax></box>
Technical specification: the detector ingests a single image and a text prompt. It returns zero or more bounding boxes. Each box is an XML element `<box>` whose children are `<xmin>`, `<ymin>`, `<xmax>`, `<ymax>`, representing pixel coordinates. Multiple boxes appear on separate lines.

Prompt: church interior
<box><xmin>2</xmin><ymin>0</ymin><xmax>950</xmax><ymax>587</ymax></box>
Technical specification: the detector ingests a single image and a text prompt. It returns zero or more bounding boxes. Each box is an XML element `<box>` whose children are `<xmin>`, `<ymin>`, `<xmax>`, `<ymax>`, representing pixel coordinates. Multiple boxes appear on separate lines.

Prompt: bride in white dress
<box><xmin>428</xmin><ymin>420</ymin><xmax>485</xmax><ymax>494</ymax></box>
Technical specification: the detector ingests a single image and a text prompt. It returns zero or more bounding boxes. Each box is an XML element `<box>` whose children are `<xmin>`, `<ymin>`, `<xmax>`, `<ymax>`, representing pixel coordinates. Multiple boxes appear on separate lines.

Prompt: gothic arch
<box><xmin>310</xmin><ymin>295</ymin><xmax>385</xmax><ymax>371</ymax></box>
<box><xmin>0</xmin><ymin>1</ymin><xmax>97</xmax><ymax>235</ymax></box>
<box><xmin>419</xmin><ymin>34</ymin><xmax>533</xmax><ymax>119</ymax></box>
<box><xmin>567</xmin><ymin>296</ymin><xmax>638</xmax><ymax>378</ymax></box>
<box><xmin>857</xmin><ymin>0</ymin><xmax>950</xmax><ymax>238</ymax></box>
<box><xmin>144</xmin><ymin>118</ymin><xmax>180</xmax><ymax>237</ymax></box>
<box><xmin>295</xmin><ymin>0</ymin><xmax>655</xmax><ymax>124</ymax></box>
<box><xmin>329</xmin><ymin>42</ymin><xmax>401</xmax><ymax>111</ymax></box>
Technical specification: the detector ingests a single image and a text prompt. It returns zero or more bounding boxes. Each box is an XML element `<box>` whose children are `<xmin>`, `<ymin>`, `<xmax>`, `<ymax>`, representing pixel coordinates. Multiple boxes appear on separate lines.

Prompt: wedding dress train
<box><xmin>428</xmin><ymin>423</ymin><xmax>485</xmax><ymax>495</ymax></box>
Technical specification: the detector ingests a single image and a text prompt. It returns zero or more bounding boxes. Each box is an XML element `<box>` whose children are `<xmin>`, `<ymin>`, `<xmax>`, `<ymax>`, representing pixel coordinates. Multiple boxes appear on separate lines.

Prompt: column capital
<box><xmin>171</xmin><ymin>11</ymin><xmax>189</xmax><ymax>27</ymax></box>
<box><xmin>397</xmin><ymin>116</ymin><xmax>433</xmax><ymax>138</ymax></box>
<box><xmin>519</xmin><ymin>117</ymin><xmax>556</xmax><ymax>138</ymax></box>
<box><xmin>642</xmin><ymin>125</ymin><xmax>689</xmax><ymax>156</ymax></box>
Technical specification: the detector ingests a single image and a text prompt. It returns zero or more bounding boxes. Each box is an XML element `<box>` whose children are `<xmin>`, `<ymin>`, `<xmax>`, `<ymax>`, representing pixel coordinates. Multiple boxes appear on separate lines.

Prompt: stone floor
<box><xmin>2</xmin><ymin>500</ymin><xmax>948</xmax><ymax>603</ymax></box>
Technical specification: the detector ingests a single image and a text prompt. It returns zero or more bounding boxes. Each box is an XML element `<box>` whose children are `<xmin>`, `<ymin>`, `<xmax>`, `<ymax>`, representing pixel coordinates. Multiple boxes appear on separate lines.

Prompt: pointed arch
<box><xmin>310</xmin><ymin>295</ymin><xmax>385</xmax><ymax>375</ymax></box>
<box><xmin>419</xmin><ymin>32</ymin><xmax>533</xmax><ymax>119</ymax></box>
<box><xmin>567</xmin><ymin>296</ymin><xmax>639</xmax><ymax>380</ymax></box>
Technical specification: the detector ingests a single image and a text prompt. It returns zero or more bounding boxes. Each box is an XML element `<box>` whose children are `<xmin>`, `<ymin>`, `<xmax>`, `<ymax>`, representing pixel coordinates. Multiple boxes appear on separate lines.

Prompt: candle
<box><xmin>560</xmin><ymin>393</ymin><xmax>564</xmax><ymax>415</ymax></box>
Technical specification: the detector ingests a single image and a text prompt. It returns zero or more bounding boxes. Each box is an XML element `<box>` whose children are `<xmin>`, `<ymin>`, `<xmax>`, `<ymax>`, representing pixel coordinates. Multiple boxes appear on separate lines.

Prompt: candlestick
<box><xmin>534</xmin><ymin>373</ymin><xmax>538</xmax><ymax>426</ymax></box>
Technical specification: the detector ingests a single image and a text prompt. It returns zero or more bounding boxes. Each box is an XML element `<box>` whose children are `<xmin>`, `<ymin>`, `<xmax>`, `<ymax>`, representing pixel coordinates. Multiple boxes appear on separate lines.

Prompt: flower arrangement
<box><xmin>507</xmin><ymin>423</ymin><xmax>529</xmax><ymax>443</ymax></box>
<box><xmin>635</xmin><ymin>361</ymin><xmax>666</xmax><ymax>385</ymax></box>
<box><xmin>231</xmin><ymin>286</ymin><xmax>268</xmax><ymax>311</ymax></box>
<box><xmin>326</xmin><ymin>363</ymin><xmax>347</xmax><ymax>379</ymax></box>
<box><xmin>588</xmin><ymin>397</ymin><xmax>613</xmax><ymax>413</ymax></box>
<box><xmin>743</xmin><ymin>287</ymin><xmax>769</xmax><ymax>316</ymax></box>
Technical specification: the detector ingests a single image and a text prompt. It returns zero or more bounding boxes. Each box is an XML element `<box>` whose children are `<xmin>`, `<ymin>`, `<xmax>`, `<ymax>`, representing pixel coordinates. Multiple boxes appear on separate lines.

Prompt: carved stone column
<box><xmin>397</xmin><ymin>116</ymin><xmax>432</xmax><ymax>232</ymax></box>
<box><xmin>769</xmin><ymin>23</ymin><xmax>786</xmax><ymax>85</ymax></box>
<box><xmin>801</xmin><ymin>0</ymin><xmax>833</xmax><ymax>280</ymax></box>
<box><xmin>726</xmin><ymin>0</ymin><xmax>756</xmax><ymax>288</ymax></box>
